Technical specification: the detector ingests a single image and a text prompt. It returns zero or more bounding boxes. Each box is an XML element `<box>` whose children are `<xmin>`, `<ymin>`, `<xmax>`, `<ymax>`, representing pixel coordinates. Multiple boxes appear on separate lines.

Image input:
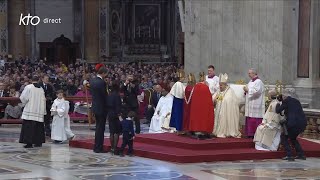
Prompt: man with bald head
<box><xmin>145</xmin><ymin>84</ymin><xmax>163</xmax><ymax>124</ymax></box>
<box><xmin>243</xmin><ymin>68</ymin><xmax>265</xmax><ymax>138</ymax></box>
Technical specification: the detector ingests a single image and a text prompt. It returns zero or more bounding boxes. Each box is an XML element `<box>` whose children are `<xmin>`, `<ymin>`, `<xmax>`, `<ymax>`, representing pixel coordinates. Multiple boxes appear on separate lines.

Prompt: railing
<box><xmin>0</xmin><ymin>97</ymin><xmax>94</xmax><ymax>126</ymax></box>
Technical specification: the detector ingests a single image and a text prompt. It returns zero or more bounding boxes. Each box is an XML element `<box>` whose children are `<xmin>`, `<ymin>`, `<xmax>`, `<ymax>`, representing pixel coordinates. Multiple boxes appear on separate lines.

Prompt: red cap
<box><xmin>95</xmin><ymin>63</ymin><xmax>104</xmax><ymax>71</ymax></box>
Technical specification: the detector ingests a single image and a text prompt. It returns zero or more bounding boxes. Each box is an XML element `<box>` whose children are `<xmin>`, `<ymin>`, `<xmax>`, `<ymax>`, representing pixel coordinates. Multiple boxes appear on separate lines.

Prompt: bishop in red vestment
<box><xmin>187</xmin><ymin>82</ymin><xmax>214</xmax><ymax>133</ymax></box>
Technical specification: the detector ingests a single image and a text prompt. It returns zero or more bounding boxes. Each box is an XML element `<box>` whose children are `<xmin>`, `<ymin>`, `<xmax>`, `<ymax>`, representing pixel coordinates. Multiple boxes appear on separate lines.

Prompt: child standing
<box><xmin>50</xmin><ymin>90</ymin><xmax>75</xmax><ymax>143</ymax></box>
<box><xmin>119</xmin><ymin>111</ymin><xmax>135</xmax><ymax>157</ymax></box>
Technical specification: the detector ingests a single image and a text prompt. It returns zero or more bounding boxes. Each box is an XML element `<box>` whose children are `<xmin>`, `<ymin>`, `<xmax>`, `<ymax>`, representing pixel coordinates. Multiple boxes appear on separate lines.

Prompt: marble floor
<box><xmin>0</xmin><ymin>122</ymin><xmax>320</xmax><ymax>180</ymax></box>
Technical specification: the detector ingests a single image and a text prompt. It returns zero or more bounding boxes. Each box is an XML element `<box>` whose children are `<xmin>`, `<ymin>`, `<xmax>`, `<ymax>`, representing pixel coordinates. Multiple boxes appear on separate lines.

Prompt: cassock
<box><xmin>187</xmin><ymin>83</ymin><xmax>214</xmax><ymax>133</ymax></box>
<box><xmin>244</xmin><ymin>77</ymin><xmax>265</xmax><ymax>136</ymax></box>
<box><xmin>169</xmin><ymin>81</ymin><xmax>186</xmax><ymax>131</ymax></box>
<box><xmin>183</xmin><ymin>85</ymin><xmax>193</xmax><ymax>131</ymax></box>
<box><xmin>51</xmin><ymin>98</ymin><xmax>75</xmax><ymax>141</ymax></box>
<box><xmin>213</xmin><ymin>86</ymin><xmax>241</xmax><ymax>138</ymax></box>
<box><xmin>149</xmin><ymin>94</ymin><xmax>174</xmax><ymax>133</ymax></box>
<box><xmin>19</xmin><ymin>83</ymin><xmax>46</xmax><ymax>146</ymax></box>
<box><xmin>205</xmin><ymin>75</ymin><xmax>219</xmax><ymax>95</ymax></box>
<box><xmin>254</xmin><ymin>99</ymin><xmax>282</xmax><ymax>151</ymax></box>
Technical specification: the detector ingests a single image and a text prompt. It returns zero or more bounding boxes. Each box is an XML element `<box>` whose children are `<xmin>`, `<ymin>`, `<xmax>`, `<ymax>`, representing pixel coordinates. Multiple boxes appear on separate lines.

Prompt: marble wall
<box><xmin>184</xmin><ymin>0</ymin><xmax>299</xmax><ymax>85</ymax></box>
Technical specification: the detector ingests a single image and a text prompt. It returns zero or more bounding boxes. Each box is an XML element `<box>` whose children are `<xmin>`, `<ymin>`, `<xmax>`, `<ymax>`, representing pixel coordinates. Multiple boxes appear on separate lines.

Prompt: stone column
<box><xmin>294</xmin><ymin>0</ymin><xmax>320</xmax><ymax>108</ymax></box>
<box><xmin>84</xmin><ymin>0</ymin><xmax>99</xmax><ymax>62</ymax></box>
<box><xmin>0</xmin><ymin>0</ymin><xmax>8</xmax><ymax>55</ymax></box>
<box><xmin>8</xmin><ymin>0</ymin><xmax>26</xmax><ymax>59</ymax></box>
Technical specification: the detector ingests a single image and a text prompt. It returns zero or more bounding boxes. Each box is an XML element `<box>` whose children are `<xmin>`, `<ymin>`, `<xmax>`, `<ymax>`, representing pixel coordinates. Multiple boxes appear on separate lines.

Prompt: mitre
<box><xmin>219</xmin><ymin>73</ymin><xmax>228</xmax><ymax>83</ymax></box>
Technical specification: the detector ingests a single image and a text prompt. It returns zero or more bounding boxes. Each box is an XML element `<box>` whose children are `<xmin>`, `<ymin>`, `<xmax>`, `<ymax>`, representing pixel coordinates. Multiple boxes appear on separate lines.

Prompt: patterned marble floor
<box><xmin>0</xmin><ymin>122</ymin><xmax>320</xmax><ymax>180</ymax></box>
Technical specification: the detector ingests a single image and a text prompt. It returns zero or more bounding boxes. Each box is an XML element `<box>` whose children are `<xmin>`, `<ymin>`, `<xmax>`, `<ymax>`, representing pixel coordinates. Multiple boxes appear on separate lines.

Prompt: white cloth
<box><xmin>245</xmin><ymin>79</ymin><xmax>265</xmax><ymax>118</ymax></box>
<box><xmin>205</xmin><ymin>75</ymin><xmax>219</xmax><ymax>95</ymax></box>
<box><xmin>229</xmin><ymin>84</ymin><xmax>246</xmax><ymax>105</ymax></box>
<box><xmin>20</xmin><ymin>84</ymin><xmax>46</xmax><ymax>122</ymax></box>
<box><xmin>213</xmin><ymin>86</ymin><xmax>241</xmax><ymax>138</ymax></box>
<box><xmin>254</xmin><ymin>100</ymin><xmax>282</xmax><ymax>151</ymax></box>
<box><xmin>149</xmin><ymin>94</ymin><xmax>174</xmax><ymax>133</ymax></box>
<box><xmin>51</xmin><ymin>98</ymin><xmax>75</xmax><ymax>141</ymax></box>
<box><xmin>170</xmin><ymin>81</ymin><xmax>186</xmax><ymax>99</ymax></box>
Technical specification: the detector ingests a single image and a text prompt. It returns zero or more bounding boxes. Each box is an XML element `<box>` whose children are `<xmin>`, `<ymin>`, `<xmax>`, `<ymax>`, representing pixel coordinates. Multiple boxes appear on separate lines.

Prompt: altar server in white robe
<box><xmin>212</xmin><ymin>73</ymin><xmax>241</xmax><ymax>138</ymax></box>
<box><xmin>51</xmin><ymin>90</ymin><xmax>75</xmax><ymax>142</ymax></box>
<box><xmin>243</xmin><ymin>68</ymin><xmax>265</xmax><ymax>137</ymax></box>
<box><xmin>205</xmin><ymin>65</ymin><xmax>219</xmax><ymax>95</ymax></box>
<box><xmin>149</xmin><ymin>88</ymin><xmax>174</xmax><ymax>133</ymax></box>
<box><xmin>254</xmin><ymin>90</ymin><xmax>282</xmax><ymax>151</ymax></box>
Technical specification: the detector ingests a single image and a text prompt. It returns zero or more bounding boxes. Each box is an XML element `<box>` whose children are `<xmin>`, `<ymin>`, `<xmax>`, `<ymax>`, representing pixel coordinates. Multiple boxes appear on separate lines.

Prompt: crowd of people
<box><xmin>0</xmin><ymin>55</ymin><xmax>308</xmax><ymax>161</ymax></box>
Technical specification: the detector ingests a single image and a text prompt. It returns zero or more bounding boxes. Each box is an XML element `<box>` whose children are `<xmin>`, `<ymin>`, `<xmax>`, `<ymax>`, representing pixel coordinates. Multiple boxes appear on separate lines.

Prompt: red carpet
<box><xmin>69</xmin><ymin>133</ymin><xmax>320</xmax><ymax>163</ymax></box>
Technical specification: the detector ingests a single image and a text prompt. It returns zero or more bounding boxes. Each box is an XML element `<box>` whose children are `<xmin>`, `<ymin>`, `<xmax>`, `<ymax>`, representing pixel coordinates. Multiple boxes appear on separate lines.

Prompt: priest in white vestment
<box><xmin>244</xmin><ymin>68</ymin><xmax>265</xmax><ymax>137</ymax></box>
<box><xmin>254</xmin><ymin>90</ymin><xmax>282</xmax><ymax>151</ymax></box>
<box><xmin>205</xmin><ymin>65</ymin><xmax>219</xmax><ymax>95</ymax></box>
<box><xmin>212</xmin><ymin>73</ymin><xmax>241</xmax><ymax>138</ymax></box>
<box><xmin>149</xmin><ymin>89</ymin><xmax>174</xmax><ymax>133</ymax></box>
<box><xmin>51</xmin><ymin>90</ymin><xmax>75</xmax><ymax>142</ymax></box>
<box><xmin>19</xmin><ymin>76</ymin><xmax>46</xmax><ymax>148</ymax></box>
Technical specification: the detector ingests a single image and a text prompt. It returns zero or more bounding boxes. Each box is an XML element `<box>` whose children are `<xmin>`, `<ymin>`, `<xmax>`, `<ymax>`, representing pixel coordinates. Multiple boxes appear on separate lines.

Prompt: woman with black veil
<box><xmin>107</xmin><ymin>81</ymin><xmax>122</xmax><ymax>155</ymax></box>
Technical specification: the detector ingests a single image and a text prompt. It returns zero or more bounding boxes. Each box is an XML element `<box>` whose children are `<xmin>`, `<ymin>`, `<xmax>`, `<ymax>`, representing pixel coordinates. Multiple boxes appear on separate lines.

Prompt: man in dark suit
<box><xmin>145</xmin><ymin>84</ymin><xmax>162</xmax><ymax>124</ymax></box>
<box><xmin>0</xmin><ymin>82</ymin><xmax>10</xmax><ymax>119</ymax></box>
<box><xmin>276</xmin><ymin>90</ymin><xmax>307</xmax><ymax>161</ymax></box>
<box><xmin>122</xmin><ymin>76</ymin><xmax>140</xmax><ymax>133</ymax></box>
<box><xmin>40</xmin><ymin>75</ymin><xmax>55</xmax><ymax>136</ymax></box>
<box><xmin>90</xmin><ymin>67</ymin><xmax>108</xmax><ymax>153</ymax></box>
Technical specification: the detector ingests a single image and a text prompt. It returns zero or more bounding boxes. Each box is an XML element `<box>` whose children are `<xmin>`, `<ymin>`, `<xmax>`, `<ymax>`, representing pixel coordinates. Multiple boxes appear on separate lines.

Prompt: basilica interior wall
<box><xmin>35</xmin><ymin>0</ymin><xmax>74</xmax><ymax>57</ymax></box>
<box><xmin>184</xmin><ymin>0</ymin><xmax>299</xmax><ymax>85</ymax></box>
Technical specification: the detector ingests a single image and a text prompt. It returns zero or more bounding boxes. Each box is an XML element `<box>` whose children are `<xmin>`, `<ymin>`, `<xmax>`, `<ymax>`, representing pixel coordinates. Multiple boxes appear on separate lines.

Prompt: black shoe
<box><xmin>128</xmin><ymin>153</ymin><xmax>134</xmax><ymax>157</ymax></box>
<box><xmin>294</xmin><ymin>156</ymin><xmax>306</xmax><ymax>160</ymax></box>
<box><xmin>34</xmin><ymin>144</ymin><xmax>42</xmax><ymax>147</ymax></box>
<box><xmin>53</xmin><ymin>140</ymin><xmax>62</xmax><ymax>144</ymax></box>
<box><xmin>24</xmin><ymin>144</ymin><xmax>33</xmax><ymax>148</ymax></box>
<box><xmin>282</xmin><ymin>156</ymin><xmax>295</xmax><ymax>161</ymax></box>
<box><xmin>119</xmin><ymin>153</ymin><xmax>124</xmax><ymax>157</ymax></box>
<box><xmin>93</xmin><ymin>150</ymin><xmax>108</xmax><ymax>153</ymax></box>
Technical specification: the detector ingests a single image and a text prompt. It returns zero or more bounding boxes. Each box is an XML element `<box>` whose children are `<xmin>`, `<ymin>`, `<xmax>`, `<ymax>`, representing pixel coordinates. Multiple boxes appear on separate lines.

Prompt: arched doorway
<box><xmin>39</xmin><ymin>35</ymin><xmax>80</xmax><ymax>65</ymax></box>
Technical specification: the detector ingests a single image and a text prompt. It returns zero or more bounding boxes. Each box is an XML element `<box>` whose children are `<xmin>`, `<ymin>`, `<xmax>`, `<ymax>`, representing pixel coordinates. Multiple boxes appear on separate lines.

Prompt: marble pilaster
<box><xmin>0</xmin><ymin>0</ymin><xmax>8</xmax><ymax>55</ymax></box>
<box><xmin>84</xmin><ymin>0</ymin><xmax>99</xmax><ymax>62</ymax></box>
<box><xmin>8</xmin><ymin>0</ymin><xmax>26</xmax><ymax>59</ymax></box>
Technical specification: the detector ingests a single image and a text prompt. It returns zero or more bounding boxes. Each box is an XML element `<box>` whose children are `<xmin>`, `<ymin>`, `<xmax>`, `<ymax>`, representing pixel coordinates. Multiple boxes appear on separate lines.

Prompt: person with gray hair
<box><xmin>243</xmin><ymin>68</ymin><xmax>265</xmax><ymax>138</ymax></box>
<box><xmin>276</xmin><ymin>89</ymin><xmax>307</xmax><ymax>161</ymax></box>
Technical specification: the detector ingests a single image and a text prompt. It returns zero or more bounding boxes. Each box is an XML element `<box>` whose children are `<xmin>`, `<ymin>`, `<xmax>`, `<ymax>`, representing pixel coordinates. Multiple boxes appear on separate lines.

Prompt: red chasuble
<box><xmin>183</xmin><ymin>85</ymin><xmax>193</xmax><ymax>131</ymax></box>
<box><xmin>188</xmin><ymin>82</ymin><xmax>214</xmax><ymax>133</ymax></box>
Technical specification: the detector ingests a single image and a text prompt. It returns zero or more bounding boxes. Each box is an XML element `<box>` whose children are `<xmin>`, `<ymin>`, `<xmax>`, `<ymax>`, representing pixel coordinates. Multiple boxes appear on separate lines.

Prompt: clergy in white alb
<box><xmin>206</xmin><ymin>65</ymin><xmax>219</xmax><ymax>95</ymax></box>
<box><xmin>51</xmin><ymin>91</ymin><xmax>75</xmax><ymax>142</ymax></box>
<box><xmin>149</xmin><ymin>89</ymin><xmax>174</xmax><ymax>133</ymax></box>
<box><xmin>254</xmin><ymin>90</ymin><xmax>282</xmax><ymax>151</ymax></box>
<box><xmin>244</xmin><ymin>68</ymin><xmax>265</xmax><ymax>137</ymax></box>
<box><xmin>212</xmin><ymin>73</ymin><xmax>241</xmax><ymax>138</ymax></box>
<box><xmin>19</xmin><ymin>76</ymin><xmax>46</xmax><ymax>148</ymax></box>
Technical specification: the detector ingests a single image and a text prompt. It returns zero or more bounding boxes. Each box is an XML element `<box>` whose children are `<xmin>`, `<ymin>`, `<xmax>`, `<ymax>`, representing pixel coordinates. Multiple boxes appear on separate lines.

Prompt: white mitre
<box><xmin>219</xmin><ymin>73</ymin><xmax>228</xmax><ymax>83</ymax></box>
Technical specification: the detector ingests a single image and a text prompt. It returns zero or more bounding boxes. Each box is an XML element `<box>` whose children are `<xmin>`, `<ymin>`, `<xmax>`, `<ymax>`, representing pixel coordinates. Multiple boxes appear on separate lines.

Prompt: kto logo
<box><xmin>19</xmin><ymin>13</ymin><xmax>40</xmax><ymax>26</ymax></box>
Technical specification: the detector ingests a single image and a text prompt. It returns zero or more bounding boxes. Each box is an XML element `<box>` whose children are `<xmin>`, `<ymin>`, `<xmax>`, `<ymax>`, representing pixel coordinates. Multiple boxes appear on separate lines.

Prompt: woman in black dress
<box><xmin>107</xmin><ymin>82</ymin><xmax>122</xmax><ymax>155</ymax></box>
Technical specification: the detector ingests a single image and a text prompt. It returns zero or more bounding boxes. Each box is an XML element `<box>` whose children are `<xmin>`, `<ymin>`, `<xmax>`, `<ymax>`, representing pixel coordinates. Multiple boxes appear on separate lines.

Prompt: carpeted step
<box><xmin>134</xmin><ymin>133</ymin><xmax>254</xmax><ymax>150</ymax></box>
<box><xmin>69</xmin><ymin>137</ymin><xmax>320</xmax><ymax>163</ymax></box>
